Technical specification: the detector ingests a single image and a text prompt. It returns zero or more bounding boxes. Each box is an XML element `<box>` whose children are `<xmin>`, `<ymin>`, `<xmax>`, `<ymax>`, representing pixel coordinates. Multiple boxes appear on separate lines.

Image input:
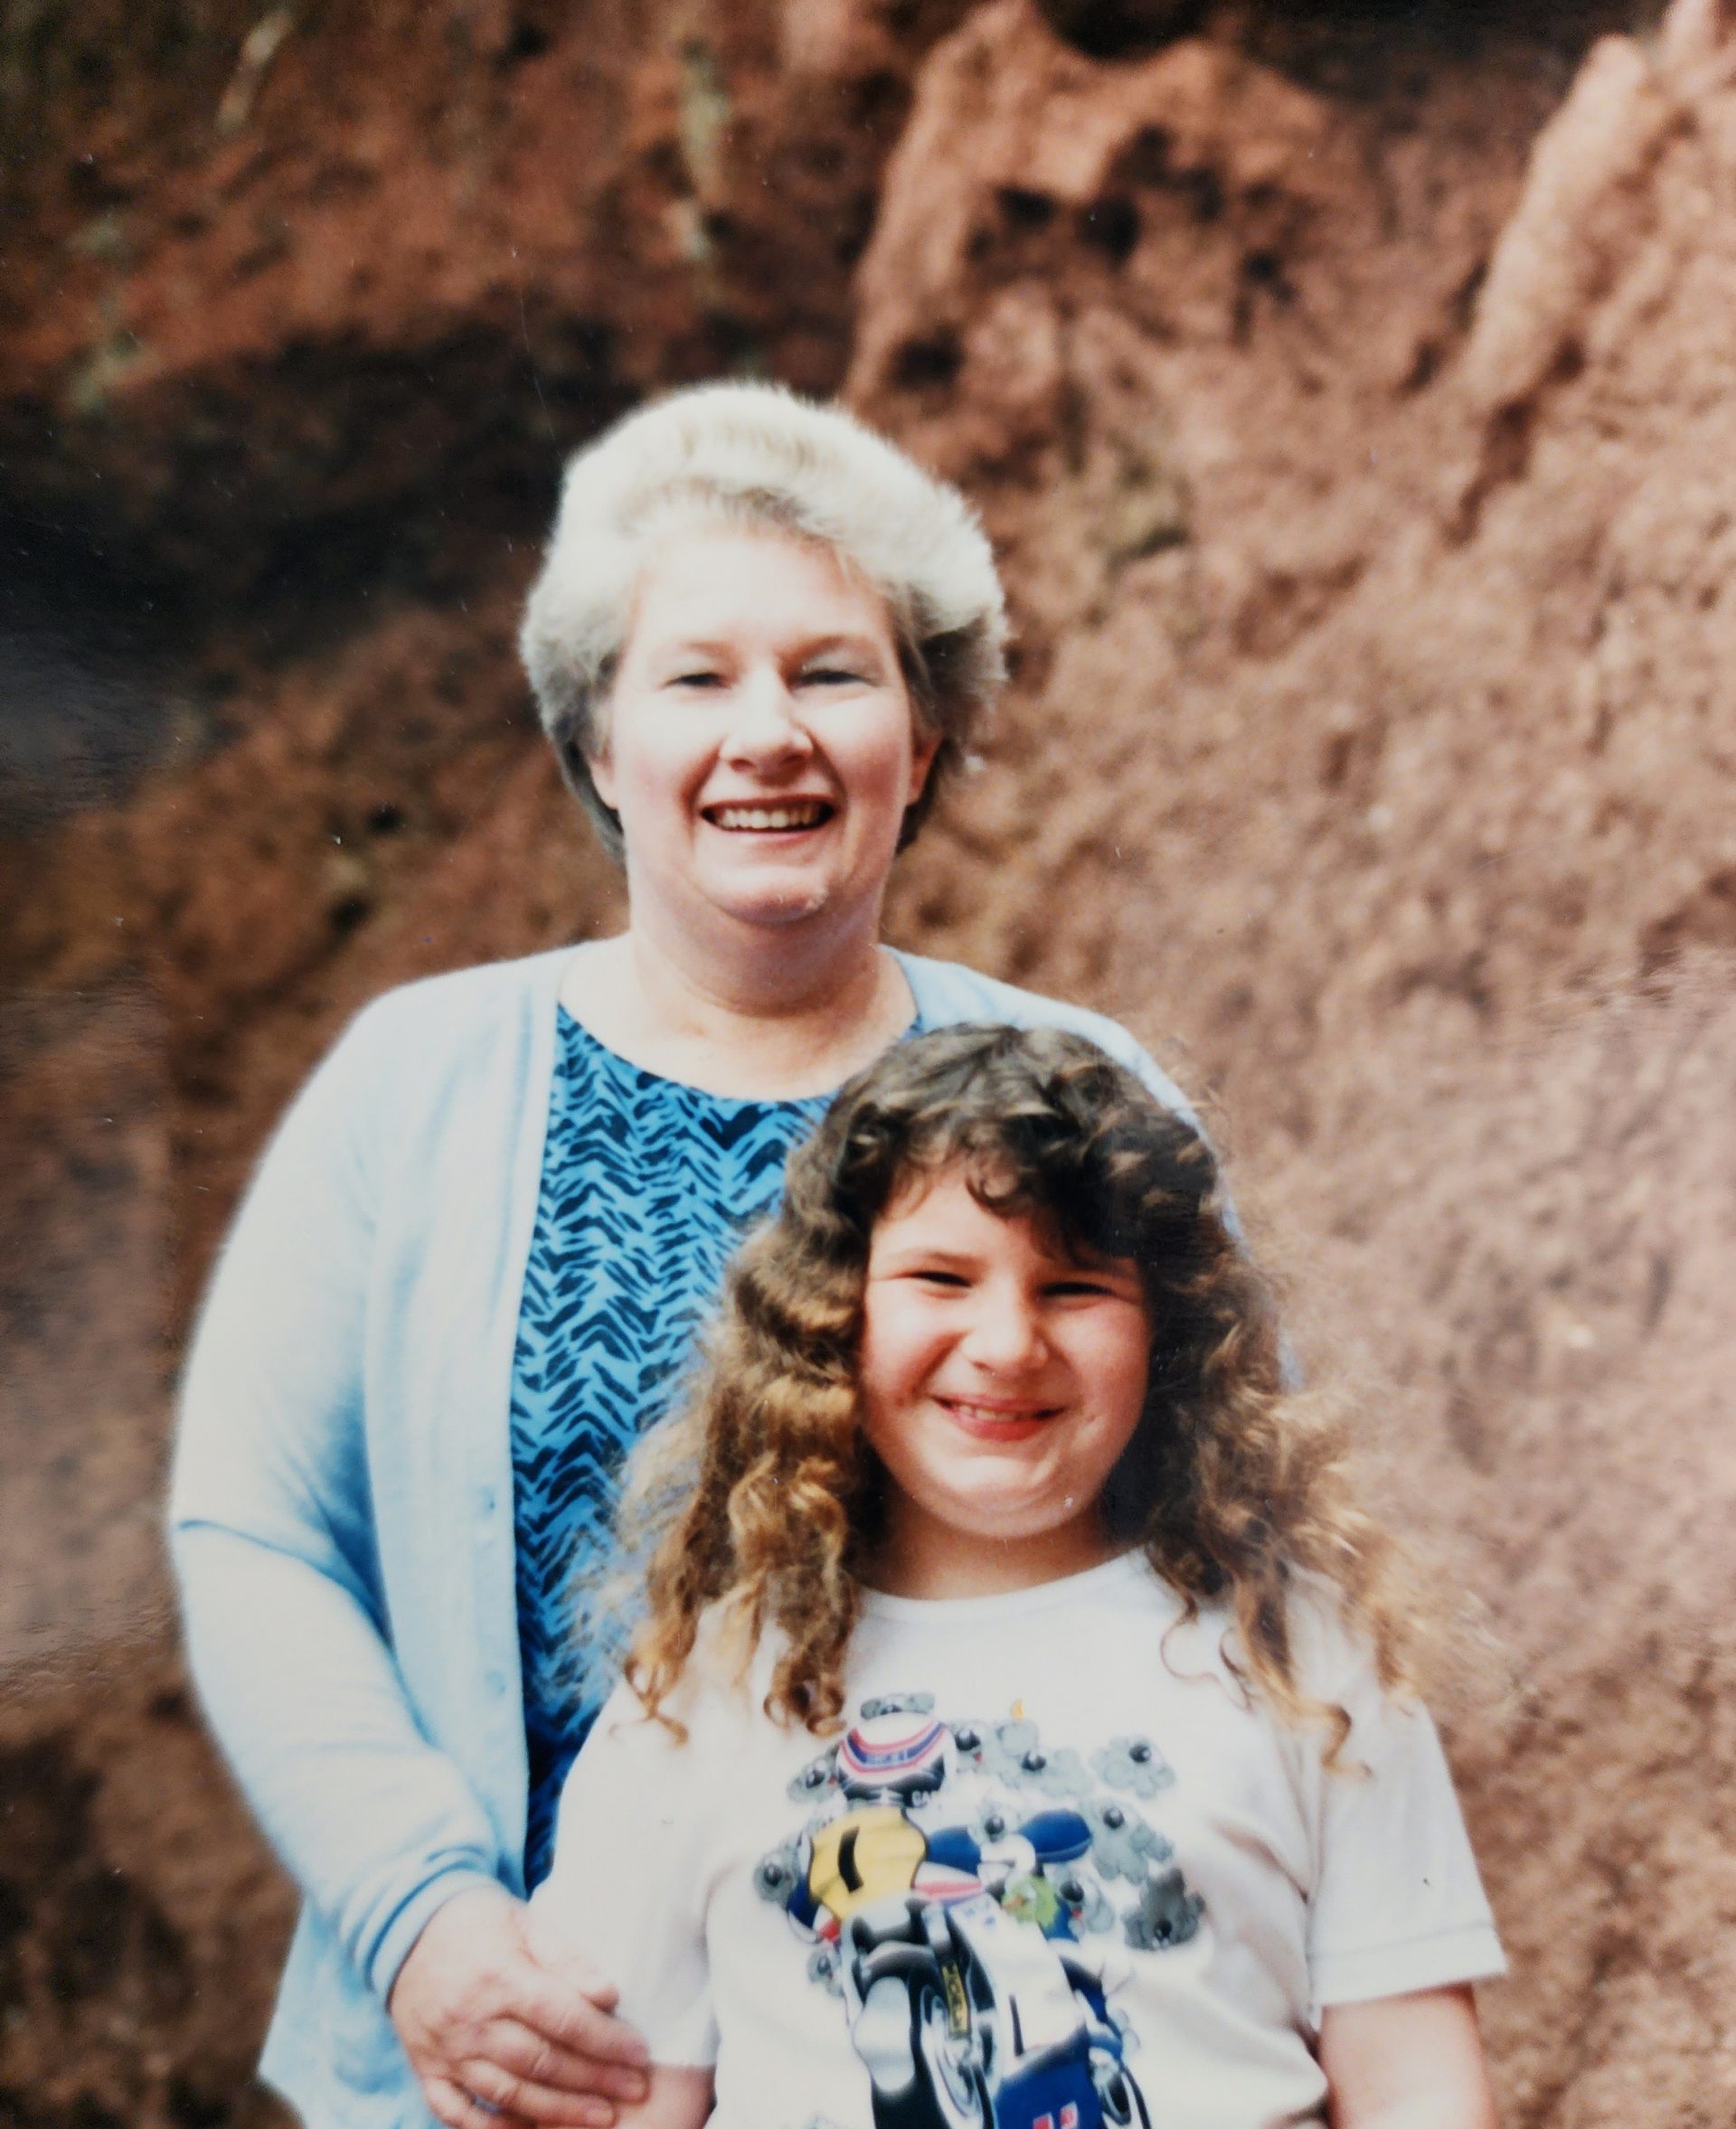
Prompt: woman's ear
<box><xmin>907</xmin><ymin>725</ymin><xmax>942</xmax><ymax>805</ymax></box>
<box><xmin>587</xmin><ymin>741</ymin><xmax>617</xmax><ymax>811</ymax></box>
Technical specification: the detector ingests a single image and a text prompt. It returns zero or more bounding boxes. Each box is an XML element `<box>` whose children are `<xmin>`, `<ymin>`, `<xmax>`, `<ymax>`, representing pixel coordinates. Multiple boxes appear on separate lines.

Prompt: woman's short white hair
<box><xmin>519</xmin><ymin>381</ymin><xmax>1008</xmax><ymax>861</ymax></box>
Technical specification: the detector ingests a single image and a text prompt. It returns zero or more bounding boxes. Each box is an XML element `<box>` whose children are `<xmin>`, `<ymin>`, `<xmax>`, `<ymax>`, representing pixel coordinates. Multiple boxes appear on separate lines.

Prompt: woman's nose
<box><xmin>721</xmin><ymin>671</ymin><xmax>815</xmax><ymax>766</ymax></box>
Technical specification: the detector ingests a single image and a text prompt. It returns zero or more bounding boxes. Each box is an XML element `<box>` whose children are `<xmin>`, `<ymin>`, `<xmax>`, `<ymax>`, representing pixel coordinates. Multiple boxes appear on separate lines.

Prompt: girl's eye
<box><xmin>671</xmin><ymin>670</ymin><xmax>724</xmax><ymax>689</ymax></box>
<box><xmin>1048</xmin><ymin>1278</ymin><xmax>1117</xmax><ymax>1300</ymax></box>
<box><xmin>910</xmin><ymin>1269</ymin><xmax>969</xmax><ymax>1289</ymax></box>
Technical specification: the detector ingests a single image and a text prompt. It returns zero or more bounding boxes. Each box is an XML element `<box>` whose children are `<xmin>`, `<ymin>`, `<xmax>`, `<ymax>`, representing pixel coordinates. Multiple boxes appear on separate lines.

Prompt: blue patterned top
<box><xmin>509</xmin><ymin>1010</ymin><xmax>841</xmax><ymax>1888</ymax></box>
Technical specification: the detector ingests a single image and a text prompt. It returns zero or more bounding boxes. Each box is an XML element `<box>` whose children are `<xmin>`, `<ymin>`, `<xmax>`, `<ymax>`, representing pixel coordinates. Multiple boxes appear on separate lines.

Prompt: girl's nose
<box><xmin>960</xmin><ymin>1286</ymin><xmax>1047</xmax><ymax>1373</ymax></box>
<box><xmin>721</xmin><ymin>671</ymin><xmax>815</xmax><ymax>767</ymax></box>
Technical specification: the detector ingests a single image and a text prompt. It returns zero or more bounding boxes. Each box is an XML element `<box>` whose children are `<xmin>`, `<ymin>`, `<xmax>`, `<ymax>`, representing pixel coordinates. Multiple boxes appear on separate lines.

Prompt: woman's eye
<box><xmin>800</xmin><ymin>666</ymin><xmax>865</xmax><ymax>687</ymax></box>
<box><xmin>670</xmin><ymin>670</ymin><xmax>724</xmax><ymax>689</ymax></box>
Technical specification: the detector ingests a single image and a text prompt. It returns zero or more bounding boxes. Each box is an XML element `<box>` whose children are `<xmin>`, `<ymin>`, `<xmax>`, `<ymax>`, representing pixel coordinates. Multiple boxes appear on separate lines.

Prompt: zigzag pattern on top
<box><xmin>510</xmin><ymin>1011</ymin><xmax>828</xmax><ymax>1888</ymax></box>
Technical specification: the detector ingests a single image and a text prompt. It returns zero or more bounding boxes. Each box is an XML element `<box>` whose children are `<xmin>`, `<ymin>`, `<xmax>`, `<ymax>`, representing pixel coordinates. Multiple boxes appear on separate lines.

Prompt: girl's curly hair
<box><xmin>607</xmin><ymin>1024</ymin><xmax>1420</xmax><ymax>1758</ymax></box>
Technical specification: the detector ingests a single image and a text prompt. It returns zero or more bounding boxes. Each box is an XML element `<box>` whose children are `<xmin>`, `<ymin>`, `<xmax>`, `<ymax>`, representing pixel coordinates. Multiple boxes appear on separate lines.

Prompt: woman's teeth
<box><xmin>708</xmin><ymin>802</ymin><xmax>829</xmax><ymax>831</ymax></box>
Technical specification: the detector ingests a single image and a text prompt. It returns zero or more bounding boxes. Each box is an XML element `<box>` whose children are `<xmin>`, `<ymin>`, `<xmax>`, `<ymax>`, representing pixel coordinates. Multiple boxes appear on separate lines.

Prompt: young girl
<box><xmin>529</xmin><ymin>1025</ymin><xmax>1504</xmax><ymax>2129</ymax></box>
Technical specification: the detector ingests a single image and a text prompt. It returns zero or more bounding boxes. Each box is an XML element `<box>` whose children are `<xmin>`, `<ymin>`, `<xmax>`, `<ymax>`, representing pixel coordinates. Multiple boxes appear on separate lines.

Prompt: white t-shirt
<box><xmin>529</xmin><ymin>1554</ymin><xmax>1503</xmax><ymax>2129</ymax></box>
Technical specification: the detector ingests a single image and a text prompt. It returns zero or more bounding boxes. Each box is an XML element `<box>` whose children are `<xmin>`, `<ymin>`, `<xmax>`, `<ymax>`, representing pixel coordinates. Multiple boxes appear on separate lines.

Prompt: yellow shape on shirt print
<box><xmin>807</xmin><ymin>1805</ymin><xmax>927</xmax><ymax>1921</ymax></box>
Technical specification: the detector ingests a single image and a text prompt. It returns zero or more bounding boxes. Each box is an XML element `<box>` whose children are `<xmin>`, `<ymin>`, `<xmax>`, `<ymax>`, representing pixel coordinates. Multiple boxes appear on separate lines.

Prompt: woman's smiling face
<box><xmin>857</xmin><ymin>1165</ymin><xmax>1153</xmax><ymax>1597</ymax></box>
<box><xmin>589</xmin><ymin>525</ymin><xmax>938</xmax><ymax>944</ymax></box>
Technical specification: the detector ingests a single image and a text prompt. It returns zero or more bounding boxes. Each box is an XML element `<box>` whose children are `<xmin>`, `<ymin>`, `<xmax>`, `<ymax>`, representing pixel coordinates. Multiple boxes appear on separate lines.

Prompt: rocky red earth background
<box><xmin>4</xmin><ymin>0</ymin><xmax>1735</xmax><ymax>2122</ymax></box>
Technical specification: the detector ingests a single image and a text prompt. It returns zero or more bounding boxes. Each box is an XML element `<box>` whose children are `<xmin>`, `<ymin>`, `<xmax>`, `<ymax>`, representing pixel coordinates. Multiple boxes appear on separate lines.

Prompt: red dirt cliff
<box><xmin>3</xmin><ymin>2</ymin><xmax>1733</xmax><ymax>2122</ymax></box>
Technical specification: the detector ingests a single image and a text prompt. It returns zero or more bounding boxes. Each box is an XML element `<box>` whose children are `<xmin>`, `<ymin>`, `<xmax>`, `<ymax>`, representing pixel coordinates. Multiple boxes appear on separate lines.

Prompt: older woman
<box><xmin>171</xmin><ymin>384</ymin><xmax>1203</xmax><ymax>2129</ymax></box>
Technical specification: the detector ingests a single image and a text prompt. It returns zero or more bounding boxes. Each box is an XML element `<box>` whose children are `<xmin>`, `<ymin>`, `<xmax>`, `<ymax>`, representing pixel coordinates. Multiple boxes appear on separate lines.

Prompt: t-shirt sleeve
<box><xmin>525</xmin><ymin>1679</ymin><xmax>720</xmax><ymax>2068</ymax></box>
<box><xmin>1301</xmin><ymin>1631</ymin><xmax>1506</xmax><ymax>2014</ymax></box>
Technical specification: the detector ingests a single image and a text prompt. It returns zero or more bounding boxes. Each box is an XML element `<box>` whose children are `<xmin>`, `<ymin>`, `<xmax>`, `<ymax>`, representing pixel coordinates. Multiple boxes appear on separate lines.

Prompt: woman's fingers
<box><xmin>493</xmin><ymin>2023</ymin><xmax>650</xmax><ymax>2105</ymax></box>
<box><xmin>455</xmin><ymin>2016</ymin><xmax>651</xmax><ymax>2117</ymax></box>
<box><xmin>457</xmin><ymin>2043</ymin><xmax>625</xmax><ymax>2126</ymax></box>
<box><xmin>529</xmin><ymin>1941</ymin><xmax>620</xmax><ymax>2014</ymax></box>
<box><xmin>425</xmin><ymin>2073</ymin><xmax>535</xmax><ymax>2129</ymax></box>
<box><xmin>511</xmin><ymin>1967</ymin><xmax>654</xmax><ymax>2077</ymax></box>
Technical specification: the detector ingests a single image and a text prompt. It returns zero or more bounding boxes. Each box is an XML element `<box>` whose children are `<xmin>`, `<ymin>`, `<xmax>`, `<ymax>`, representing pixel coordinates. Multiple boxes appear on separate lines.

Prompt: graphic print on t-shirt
<box><xmin>754</xmin><ymin>1691</ymin><xmax>1206</xmax><ymax>2129</ymax></box>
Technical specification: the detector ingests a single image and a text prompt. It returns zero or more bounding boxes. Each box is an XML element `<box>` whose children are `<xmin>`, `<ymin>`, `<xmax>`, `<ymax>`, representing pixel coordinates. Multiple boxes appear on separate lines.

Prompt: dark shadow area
<box><xmin>0</xmin><ymin>508</ymin><xmax>184</xmax><ymax>830</ymax></box>
<box><xmin>0</xmin><ymin>312</ymin><xmax>632</xmax><ymax>697</ymax></box>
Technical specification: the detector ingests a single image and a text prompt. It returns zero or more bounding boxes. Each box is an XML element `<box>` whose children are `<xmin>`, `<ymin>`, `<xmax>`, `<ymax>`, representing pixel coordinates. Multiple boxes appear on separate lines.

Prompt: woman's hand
<box><xmin>389</xmin><ymin>1883</ymin><xmax>653</xmax><ymax>2129</ymax></box>
<box><xmin>1319</xmin><ymin>1983</ymin><xmax>1499</xmax><ymax>2129</ymax></box>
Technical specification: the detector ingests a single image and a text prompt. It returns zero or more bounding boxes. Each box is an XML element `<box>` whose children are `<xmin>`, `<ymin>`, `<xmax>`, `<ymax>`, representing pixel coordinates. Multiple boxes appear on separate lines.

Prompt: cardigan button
<box><xmin>486</xmin><ymin>1668</ymin><xmax>508</xmax><ymax>1697</ymax></box>
<box><xmin>476</xmin><ymin>1485</ymin><xmax>498</xmax><ymax>1517</ymax></box>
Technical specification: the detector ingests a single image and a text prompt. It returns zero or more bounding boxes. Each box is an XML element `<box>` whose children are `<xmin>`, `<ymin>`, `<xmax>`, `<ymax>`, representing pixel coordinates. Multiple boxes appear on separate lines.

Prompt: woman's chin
<box><xmin>698</xmin><ymin>864</ymin><xmax>849</xmax><ymax>929</ymax></box>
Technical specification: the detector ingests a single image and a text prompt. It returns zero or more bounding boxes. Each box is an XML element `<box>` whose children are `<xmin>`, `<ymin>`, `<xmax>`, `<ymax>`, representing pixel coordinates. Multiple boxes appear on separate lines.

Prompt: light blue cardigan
<box><xmin>170</xmin><ymin>942</ymin><xmax>1199</xmax><ymax>2126</ymax></box>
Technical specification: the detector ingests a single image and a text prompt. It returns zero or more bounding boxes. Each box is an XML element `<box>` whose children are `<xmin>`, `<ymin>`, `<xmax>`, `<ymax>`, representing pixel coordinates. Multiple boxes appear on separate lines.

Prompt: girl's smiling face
<box><xmin>857</xmin><ymin>1165</ymin><xmax>1152</xmax><ymax>1598</ymax></box>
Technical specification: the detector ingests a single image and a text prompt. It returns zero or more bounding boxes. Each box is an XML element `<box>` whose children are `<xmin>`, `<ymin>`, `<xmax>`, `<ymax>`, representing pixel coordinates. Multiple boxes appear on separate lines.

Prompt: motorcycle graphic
<box><xmin>759</xmin><ymin>1698</ymin><xmax>1194</xmax><ymax>2129</ymax></box>
<box><xmin>842</xmin><ymin>1888</ymin><xmax>1147</xmax><ymax>2129</ymax></box>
